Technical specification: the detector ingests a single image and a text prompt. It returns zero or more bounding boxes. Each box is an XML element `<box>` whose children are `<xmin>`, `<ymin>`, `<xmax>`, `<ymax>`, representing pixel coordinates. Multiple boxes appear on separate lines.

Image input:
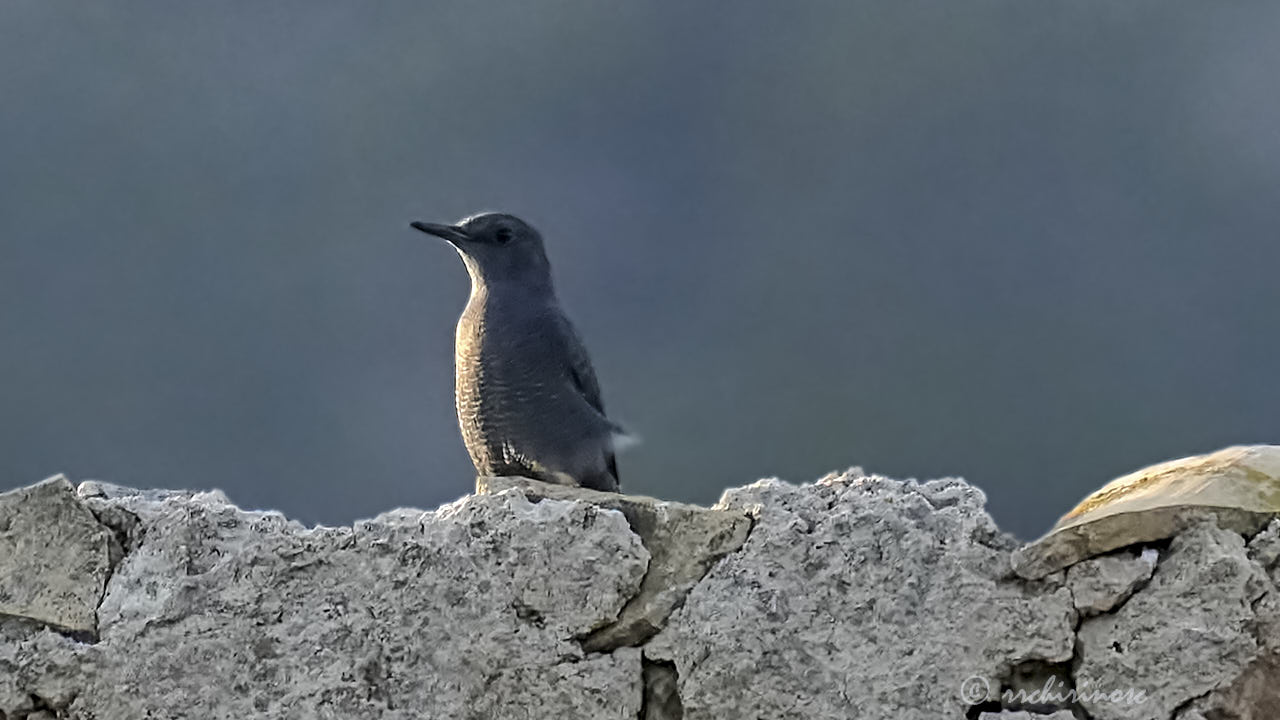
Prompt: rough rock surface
<box><xmin>1066</xmin><ymin>548</ymin><xmax>1158</xmax><ymax>616</ymax></box>
<box><xmin>1076</xmin><ymin>523</ymin><xmax>1269</xmax><ymax>720</ymax></box>
<box><xmin>2</xmin><ymin>477</ymin><xmax>649</xmax><ymax>719</ymax></box>
<box><xmin>1164</xmin><ymin>518</ymin><xmax>1280</xmax><ymax>720</ymax></box>
<box><xmin>0</xmin><ymin>477</ymin><xmax>114</xmax><ymax>636</ymax></box>
<box><xmin>977</xmin><ymin>707</ymin><xmax>1080</xmax><ymax>712</ymax></box>
<box><xmin>643</xmin><ymin>475</ymin><xmax>1076</xmax><ymax>720</ymax></box>
<box><xmin>476</xmin><ymin>476</ymin><xmax>753</xmax><ymax>651</ymax></box>
<box><xmin>2</xmin><ymin>466</ymin><xmax>1280</xmax><ymax>719</ymax></box>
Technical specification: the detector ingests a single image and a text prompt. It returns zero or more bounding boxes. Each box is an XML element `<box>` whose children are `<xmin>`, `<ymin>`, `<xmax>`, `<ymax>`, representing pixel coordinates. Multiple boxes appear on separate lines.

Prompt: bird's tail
<box><xmin>609</xmin><ymin>421</ymin><xmax>641</xmax><ymax>452</ymax></box>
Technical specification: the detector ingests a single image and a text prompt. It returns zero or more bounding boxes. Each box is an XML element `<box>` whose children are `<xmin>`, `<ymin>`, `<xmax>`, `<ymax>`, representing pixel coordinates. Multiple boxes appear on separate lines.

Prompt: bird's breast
<box><xmin>453</xmin><ymin>301</ymin><xmax>561</xmax><ymax>433</ymax></box>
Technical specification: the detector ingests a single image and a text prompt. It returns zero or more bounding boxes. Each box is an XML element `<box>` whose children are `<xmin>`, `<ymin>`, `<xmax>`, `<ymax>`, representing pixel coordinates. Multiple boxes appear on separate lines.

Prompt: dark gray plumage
<box><xmin>410</xmin><ymin>212</ymin><xmax>625</xmax><ymax>492</ymax></box>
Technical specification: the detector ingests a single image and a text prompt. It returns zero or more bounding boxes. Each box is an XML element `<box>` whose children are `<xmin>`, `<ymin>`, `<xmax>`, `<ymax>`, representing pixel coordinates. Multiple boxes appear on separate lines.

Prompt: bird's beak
<box><xmin>409</xmin><ymin>221</ymin><xmax>470</xmax><ymax>246</ymax></box>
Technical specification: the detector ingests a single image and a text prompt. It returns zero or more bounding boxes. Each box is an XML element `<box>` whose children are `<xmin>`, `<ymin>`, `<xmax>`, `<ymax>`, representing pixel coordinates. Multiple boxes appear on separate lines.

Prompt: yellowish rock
<box><xmin>1013</xmin><ymin>445</ymin><xmax>1280</xmax><ymax>578</ymax></box>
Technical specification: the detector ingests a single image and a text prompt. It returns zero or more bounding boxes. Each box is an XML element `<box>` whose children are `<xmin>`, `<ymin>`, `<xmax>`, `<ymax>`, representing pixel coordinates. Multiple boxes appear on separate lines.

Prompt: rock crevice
<box><xmin>476</xmin><ymin>476</ymin><xmax>753</xmax><ymax>655</ymax></box>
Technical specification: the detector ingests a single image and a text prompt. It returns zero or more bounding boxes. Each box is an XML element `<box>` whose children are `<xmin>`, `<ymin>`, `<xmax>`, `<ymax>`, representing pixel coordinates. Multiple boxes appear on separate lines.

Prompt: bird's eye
<box><xmin>494</xmin><ymin>227</ymin><xmax>514</xmax><ymax>244</ymax></box>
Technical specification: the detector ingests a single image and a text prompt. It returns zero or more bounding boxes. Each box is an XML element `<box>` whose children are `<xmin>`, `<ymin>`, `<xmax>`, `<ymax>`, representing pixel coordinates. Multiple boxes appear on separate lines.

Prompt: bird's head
<box><xmin>411</xmin><ymin>212</ymin><xmax>552</xmax><ymax>290</ymax></box>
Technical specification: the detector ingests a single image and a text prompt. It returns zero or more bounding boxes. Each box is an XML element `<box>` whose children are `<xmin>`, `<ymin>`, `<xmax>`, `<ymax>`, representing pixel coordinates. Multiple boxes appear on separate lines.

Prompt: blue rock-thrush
<box><xmin>411</xmin><ymin>212</ymin><xmax>627</xmax><ymax>492</ymax></box>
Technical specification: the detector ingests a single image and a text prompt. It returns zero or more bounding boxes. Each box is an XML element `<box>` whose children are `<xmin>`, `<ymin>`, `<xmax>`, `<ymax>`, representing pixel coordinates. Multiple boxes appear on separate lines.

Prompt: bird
<box><xmin>410</xmin><ymin>212</ymin><xmax>627</xmax><ymax>492</ymax></box>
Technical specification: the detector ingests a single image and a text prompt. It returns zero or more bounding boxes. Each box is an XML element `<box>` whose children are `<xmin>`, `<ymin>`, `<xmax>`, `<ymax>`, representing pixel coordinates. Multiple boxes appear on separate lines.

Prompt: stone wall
<box><xmin>1</xmin><ymin>472</ymin><xmax>1276</xmax><ymax>719</ymax></box>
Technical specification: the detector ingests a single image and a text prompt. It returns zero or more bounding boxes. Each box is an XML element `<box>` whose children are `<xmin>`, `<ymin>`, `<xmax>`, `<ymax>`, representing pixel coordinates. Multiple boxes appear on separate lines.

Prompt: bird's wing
<box><xmin>553</xmin><ymin>313</ymin><xmax>608</xmax><ymax>418</ymax></box>
<box><xmin>551</xmin><ymin>312</ymin><xmax>625</xmax><ymax>489</ymax></box>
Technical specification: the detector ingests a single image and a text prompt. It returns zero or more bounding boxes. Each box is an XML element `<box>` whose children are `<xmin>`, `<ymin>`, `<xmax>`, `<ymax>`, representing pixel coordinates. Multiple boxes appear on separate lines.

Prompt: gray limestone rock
<box><xmin>1066</xmin><ymin>548</ymin><xmax>1158</xmax><ymax>616</ymax></box>
<box><xmin>0</xmin><ymin>476</ymin><xmax>115</xmax><ymax>636</ymax></box>
<box><xmin>476</xmin><ymin>475</ymin><xmax>753</xmax><ymax>651</ymax></box>
<box><xmin>643</xmin><ymin>472</ymin><xmax>1077</xmax><ymax>720</ymax></box>
<box><xmin>977</xmin><ymin>707</ymin><xmax>1080</xmax><ymax>712</ymax></box>
<box><xmin>467</xmin><ymin>648</ymin><xmax>643</xmax><ymax>720</ymax></box>
<box><xmin>1076</xmin><ymin>523</ymin><xmax>1267</xmax><ymax>720</ymax></box>
<box><xmin>1170</xmin><ymin>519</ymin><xmax>1280</xmax><ymax>720</ymax></box>
<box><xmin>3</xmin><ymin>482</ymin><xmax>649</xmax><ymax>719</ymax></box>
<box><xmin>5</xmin><ymin>455</ymin><xmax>1280</xmax><ymax>718</ymax></box>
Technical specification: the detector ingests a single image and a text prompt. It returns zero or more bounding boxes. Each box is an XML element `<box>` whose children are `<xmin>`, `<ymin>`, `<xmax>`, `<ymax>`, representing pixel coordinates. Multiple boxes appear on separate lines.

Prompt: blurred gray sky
<box><xmin>2</xmin><ymin>2</ymin><xmax>1278</xmax><ymax>538</ymax></box>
